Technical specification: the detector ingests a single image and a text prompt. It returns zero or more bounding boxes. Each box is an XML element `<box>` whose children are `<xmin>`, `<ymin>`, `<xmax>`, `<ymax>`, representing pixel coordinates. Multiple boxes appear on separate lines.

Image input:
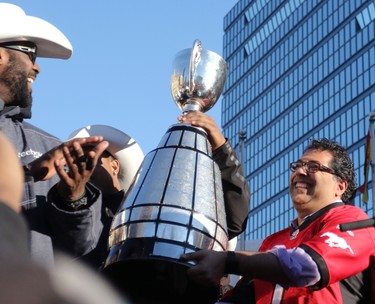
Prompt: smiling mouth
<box><xmin>295</xmin><ymin>182</ymin><xmax>309</xmax><ymax>189</ymax></box>
<box><xmin>27</xmin><ymin>77</ymin><xmax>34</xmax><ymax>84</ymax></box>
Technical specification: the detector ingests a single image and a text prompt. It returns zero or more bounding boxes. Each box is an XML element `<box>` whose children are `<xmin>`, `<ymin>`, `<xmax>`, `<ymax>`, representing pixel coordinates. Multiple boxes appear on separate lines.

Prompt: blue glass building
<box><xmin>221</xmin><ymin>0</ymin><xmax>375</xmax><ymax>244</ymax></box>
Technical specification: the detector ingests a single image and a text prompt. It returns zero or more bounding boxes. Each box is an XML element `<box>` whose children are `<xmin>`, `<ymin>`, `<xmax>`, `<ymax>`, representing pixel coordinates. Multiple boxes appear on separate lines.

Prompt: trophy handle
<box><xmin>189</xmin><ymin>39</ymin><xmax>202</xmax><ymax>97</ymax></box>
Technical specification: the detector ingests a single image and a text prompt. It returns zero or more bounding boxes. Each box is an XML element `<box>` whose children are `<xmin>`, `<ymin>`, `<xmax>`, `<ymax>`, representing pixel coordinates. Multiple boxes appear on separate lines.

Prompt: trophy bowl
<box><xmin>171</xmin><ymin>39</ymin><xmax>228</xmax><ymax>113</ymax></box>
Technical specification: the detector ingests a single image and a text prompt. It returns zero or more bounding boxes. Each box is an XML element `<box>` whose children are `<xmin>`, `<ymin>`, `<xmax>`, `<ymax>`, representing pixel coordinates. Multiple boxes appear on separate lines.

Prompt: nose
<box><xmin>32</xmin><ymin>62</ymin><xmax>40</xmax><ymax>74</ymax></box>
<box><xmin>294</xmin><ymin>164</ymin><xmax>308</xmax><ymax>175</ymax></box>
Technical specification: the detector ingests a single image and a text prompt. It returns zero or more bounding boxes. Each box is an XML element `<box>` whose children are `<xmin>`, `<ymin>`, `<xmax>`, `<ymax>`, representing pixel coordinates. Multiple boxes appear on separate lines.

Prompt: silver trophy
<box><xmin>103</xmin><ymin>40</ymin><xmax>228</xmax><ymax>303</ymax></box>
<box><xmin>171</xmin><ymin>39</ymin><xmax>227</xmax><ymax>113</ymax></box>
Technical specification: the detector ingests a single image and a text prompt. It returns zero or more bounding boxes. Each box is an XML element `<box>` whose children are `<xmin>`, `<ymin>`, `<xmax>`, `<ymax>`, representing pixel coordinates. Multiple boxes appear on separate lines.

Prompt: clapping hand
<box><xmin>28</xmin><ymin>136</ymin><xmax>107</xmax><ymax>182</ymax></box>
<box><xmin>53</xmin><ymin>138</ymin><xmax>109</xmax><ymax>200</ymax></box>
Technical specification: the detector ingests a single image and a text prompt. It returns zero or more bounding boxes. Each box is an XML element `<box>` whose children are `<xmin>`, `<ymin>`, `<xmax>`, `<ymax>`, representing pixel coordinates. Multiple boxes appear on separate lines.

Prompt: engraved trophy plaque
<box><xmin>102</xmin><ymin>40</ymin><xmax>228</xmax><ymax>303</ymax></box>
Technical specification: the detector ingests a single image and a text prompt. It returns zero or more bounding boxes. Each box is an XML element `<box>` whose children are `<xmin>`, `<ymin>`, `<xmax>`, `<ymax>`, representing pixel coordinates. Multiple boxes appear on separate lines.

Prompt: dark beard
<box><xmin>0</xmin><ymin>52</ymin><xmax>32</xmax><ymax>108</ymax></box>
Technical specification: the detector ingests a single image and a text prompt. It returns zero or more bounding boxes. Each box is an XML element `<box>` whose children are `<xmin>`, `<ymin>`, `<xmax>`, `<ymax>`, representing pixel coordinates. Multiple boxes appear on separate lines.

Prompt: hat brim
<box><xmin>68</xmin><ymin>125</ymin><xmax>144</xmax><ymax>193</ymax></box>
<box><xmin>0</xmin><ymin>4</ymin><xmax>72</xmax><ymax>59</ymax></box>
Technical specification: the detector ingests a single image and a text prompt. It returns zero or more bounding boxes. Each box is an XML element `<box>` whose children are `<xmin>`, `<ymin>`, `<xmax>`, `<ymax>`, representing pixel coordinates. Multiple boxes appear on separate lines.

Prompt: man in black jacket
<box><xmin>0</xmin><ymin>3</ymin><xmax>107</xmax><ymax>266</ymax></box>
<box><xmin>48</xmin><ymin>112</ymin><xmax>250</xmax><ymax>303</ymax></box>
<box><xmin>0</xmin><ymin>130</ymin><xmax>130</xmax><ymax>304</ymax></box>
<box><xmin>178</xmin><ymin>111</ymin><xmax>250</xmax><ymax>240</ymax></box>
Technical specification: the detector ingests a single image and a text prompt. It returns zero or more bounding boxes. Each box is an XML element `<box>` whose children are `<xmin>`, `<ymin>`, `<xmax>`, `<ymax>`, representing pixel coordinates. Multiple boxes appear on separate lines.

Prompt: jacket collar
<box><xmin>0</xmin><ymin>99</ymin><xmax>31</xmax><ymax>121</ymax></box>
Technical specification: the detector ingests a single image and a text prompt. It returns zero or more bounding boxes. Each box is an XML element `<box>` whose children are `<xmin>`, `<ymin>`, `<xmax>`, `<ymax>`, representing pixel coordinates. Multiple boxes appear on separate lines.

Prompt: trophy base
<box><xmin>102</xmin><ymin>239</ymin><xmax>220</xmax><ymax>304</ymax></box>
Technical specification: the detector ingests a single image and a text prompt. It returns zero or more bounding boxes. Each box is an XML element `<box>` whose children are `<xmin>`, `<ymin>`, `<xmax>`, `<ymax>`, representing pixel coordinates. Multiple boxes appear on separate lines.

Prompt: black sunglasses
<box><xmin>1</xmin><ymin>44</ymin><xmax>37</xmax><ymax>63</ymax></box>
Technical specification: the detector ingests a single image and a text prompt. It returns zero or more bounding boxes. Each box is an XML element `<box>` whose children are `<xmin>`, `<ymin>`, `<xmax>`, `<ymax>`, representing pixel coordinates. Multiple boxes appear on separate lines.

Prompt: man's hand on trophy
<box><xmin>178</xmin><ymin>111</ymin><xmax>226</xmax><ymax>151</ymax></box>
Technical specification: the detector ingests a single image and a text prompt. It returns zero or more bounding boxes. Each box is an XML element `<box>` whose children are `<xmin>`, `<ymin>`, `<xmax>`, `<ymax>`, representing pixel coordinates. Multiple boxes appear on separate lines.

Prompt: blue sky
<box><xmin>9</xmin><ymin>1</ymin><xmax>237</xmax><ymax>154</ymax></box>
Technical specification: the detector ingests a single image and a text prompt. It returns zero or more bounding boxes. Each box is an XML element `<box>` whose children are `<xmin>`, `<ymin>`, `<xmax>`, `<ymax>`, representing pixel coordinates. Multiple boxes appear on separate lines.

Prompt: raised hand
<box><xmin>54</xmin><ymin>139</ymin><xmax>109</xmax><ymax>201</ymax></box>
<box><xmin>177</xmin><ymin>111</ymin><xmax>226</xmax><ymax>151</ymax></box>
<box><xmin>28</xmin><ymin>136</ymin><xmax>106</xmax><ymax>181</ymax></box>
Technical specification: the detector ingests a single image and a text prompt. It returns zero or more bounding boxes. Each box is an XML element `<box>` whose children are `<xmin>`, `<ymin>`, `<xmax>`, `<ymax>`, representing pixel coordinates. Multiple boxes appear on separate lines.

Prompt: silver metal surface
<box><xmin>103</xmin><ymin>40</ymin><xmax>228</xmax><ymax>303</ymax></box>
<box><xmin>106</xmin><ymin>124</ymin><xmax>228</xmax><ymax>265</ymax></box>
<box><xmin>170</xmin><ymin>39</ymin><xmax>227</xmax><ymax>113</ymax></box>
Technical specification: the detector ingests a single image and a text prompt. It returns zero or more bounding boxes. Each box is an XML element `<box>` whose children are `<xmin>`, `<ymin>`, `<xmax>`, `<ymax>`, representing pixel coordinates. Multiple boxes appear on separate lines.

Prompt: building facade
<box><xmin>221</xmin><ymin>0</ymin><xmax>375</xmax><ymax>245</ymax></box>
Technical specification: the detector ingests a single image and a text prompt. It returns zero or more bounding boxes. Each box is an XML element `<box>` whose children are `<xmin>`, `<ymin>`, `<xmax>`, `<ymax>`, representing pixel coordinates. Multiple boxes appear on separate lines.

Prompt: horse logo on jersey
<box><xmin>321</xmin><ymin>232</ymin><xmax>354</xmax><ymax>254</ymax></box>
<box><xmin>290</xmin><ymin>229</ymin><xmax>299</xmax><ymax>240</ymax></box>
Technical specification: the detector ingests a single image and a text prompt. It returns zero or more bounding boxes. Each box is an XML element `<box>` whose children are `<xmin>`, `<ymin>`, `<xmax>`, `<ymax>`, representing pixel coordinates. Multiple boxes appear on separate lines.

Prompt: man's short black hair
<box><xmin>304</xmin><ymin>138</ymin><xmax>357</xmax><ymax>204</ymax></box>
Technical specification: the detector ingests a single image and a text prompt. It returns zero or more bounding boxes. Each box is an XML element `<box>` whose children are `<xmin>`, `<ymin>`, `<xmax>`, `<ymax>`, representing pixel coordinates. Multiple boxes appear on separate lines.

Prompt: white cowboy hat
<box><xmin>0</xmin><ymin>3</ymin><xmax>72</xmax><ymax>59</ymax></box>
<box><xmin>68</xmin><ymin>125</ymin><xmax>144</xmax><ymax>193</ymax></box>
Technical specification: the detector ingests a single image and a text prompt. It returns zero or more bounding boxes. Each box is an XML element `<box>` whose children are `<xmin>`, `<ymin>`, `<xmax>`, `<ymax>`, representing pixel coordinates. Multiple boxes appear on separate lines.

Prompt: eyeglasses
<box><xmin>0</xmin><ymin>44</ymin><xmax>37</xmax><ymax>63</ymax></box>
<box><xmin>289</xmin><ymin>161</ymin><xmax>337</xmax><ymax>176</ymax></box>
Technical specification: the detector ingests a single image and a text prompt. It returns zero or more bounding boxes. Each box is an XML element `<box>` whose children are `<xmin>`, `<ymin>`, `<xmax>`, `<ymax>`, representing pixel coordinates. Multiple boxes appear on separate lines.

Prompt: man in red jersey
<box><xmin>181</xmin><ymin>138</ymin><xmax>375</xmax><ymax>303</ymax></box>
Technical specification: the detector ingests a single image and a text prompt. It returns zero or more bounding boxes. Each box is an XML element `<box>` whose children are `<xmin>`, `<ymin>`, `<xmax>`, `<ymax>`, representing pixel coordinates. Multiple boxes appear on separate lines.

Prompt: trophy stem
<box><xmin>182</xmin><ymin>99</ymin><xmax>202</xmax><ymax>113</ymax></box>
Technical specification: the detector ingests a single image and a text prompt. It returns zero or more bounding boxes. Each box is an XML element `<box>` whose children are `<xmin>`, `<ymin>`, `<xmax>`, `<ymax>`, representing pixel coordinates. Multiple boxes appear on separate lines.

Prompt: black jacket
<box><xmin>213</xmin><ymin>139</ymin><xmax>250</xmax><ymax>239</ymax></box>
<box><xmin>0</xmin><ymin>100</ymin><xmax>103</xmax><ymax>266</ymax></box>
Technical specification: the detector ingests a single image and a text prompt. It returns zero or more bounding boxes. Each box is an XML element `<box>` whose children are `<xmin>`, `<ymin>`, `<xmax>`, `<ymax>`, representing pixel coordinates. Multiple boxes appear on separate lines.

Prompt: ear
<box><xmin>111</xmin><ymin>159</ymin><xmax>120</xmax><ymax>175</ymax></box>
<box><xmin>0</xmin><ymin>48</ymin><xmax>12</xmax><ymax>69</ymax></box>
<box><xmin>336</xmin><ymin>179</ymin><xmax>347</xmax><ymax>197</ymax></box>
<box><xmin>0</xmin><ymin>48</ymin><xmax>7</xmax><ymax>65</ymax></box>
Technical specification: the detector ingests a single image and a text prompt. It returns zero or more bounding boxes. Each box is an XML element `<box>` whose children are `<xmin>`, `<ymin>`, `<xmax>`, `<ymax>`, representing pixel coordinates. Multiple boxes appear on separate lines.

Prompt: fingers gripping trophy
<box><xmin>102</xmin><ymin>40</ymin><xmax>229</xmax><ymax>303</ymax></box>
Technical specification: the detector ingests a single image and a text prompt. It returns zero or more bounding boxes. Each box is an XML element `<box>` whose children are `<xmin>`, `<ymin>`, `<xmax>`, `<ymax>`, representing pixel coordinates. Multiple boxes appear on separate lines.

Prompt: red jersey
<box><xmin>254</xmin><ymin>203</ymin><xmax>375</xmax><ymax>304</ymax></box>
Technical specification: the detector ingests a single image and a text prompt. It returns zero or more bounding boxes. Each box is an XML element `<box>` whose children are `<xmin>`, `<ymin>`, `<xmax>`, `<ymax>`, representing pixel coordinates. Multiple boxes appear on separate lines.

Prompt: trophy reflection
<box><xmin>102</xmin><ymin>40</ymin><xmax>228</xmax><ymax>303</ymax></box>
<box><xmin>171</xmin><ymin>39</ymin><xmax>227</xmax><ymax>113</ymax></box>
